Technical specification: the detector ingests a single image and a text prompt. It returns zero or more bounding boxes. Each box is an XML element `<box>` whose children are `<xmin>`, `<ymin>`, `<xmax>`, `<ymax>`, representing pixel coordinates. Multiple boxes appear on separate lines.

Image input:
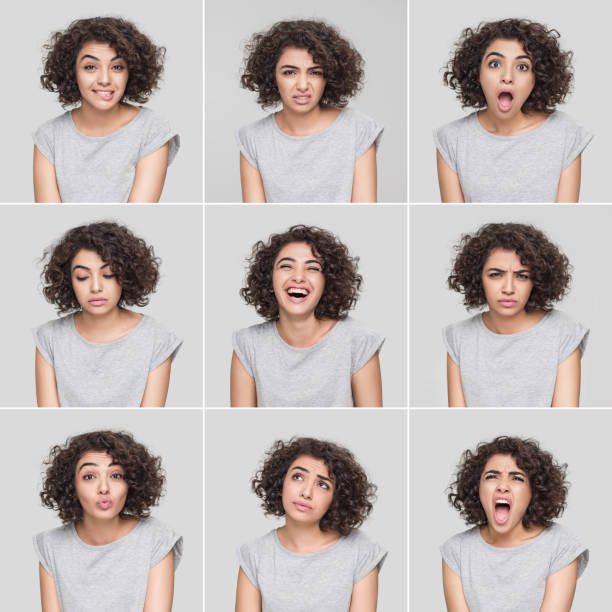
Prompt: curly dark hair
<box><xmin>240</xmin><ymin>20</ymin><xmax>364</xmax><ymax>109</ymax></box>
<box><xmin>448</xmin><ymin>223</ymin><xmax>571</xmax><ymax>312</ymax></box>
<box><xmin>252</xmin><ymin>437</ymin><xmax>376</xmax><ymax>536</ymax></box>
<box><xmin>41</xmin><ymin>221</ymin><xmax>160</xmax><ymax>314</ymax></box>
<box><xmin>443</xmin><ymin>19</ymin><xmax>573</xmax><ymax>113</ymax></box>
<box><xmin>241</xmin><ymin>225</ymin><xmax>362</xmax><ymax>320</ymax></box>
<box><xmin>448</xmin><ymin>436</ymin><xmax>568</xmax><ymax>528</ymax></box>
<box><xmin>41</xmin><ymin>17</ymin><xmax>165</xmax><ymax>107</ymax></box>
<box><xmin>40</xmin><ymin>430</ymin><xmax>164</xmax><ymax>524</ymax></box>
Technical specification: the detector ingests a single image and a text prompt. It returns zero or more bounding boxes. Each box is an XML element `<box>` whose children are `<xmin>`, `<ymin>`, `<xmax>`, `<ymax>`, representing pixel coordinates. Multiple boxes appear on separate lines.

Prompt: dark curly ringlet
<box><xmin>41</xmin><ymin>17</ymin><xmax>165</xmax><ymax>107</ymax></box>
<box><xmin>40</xmin><ymin>430</ymin><xmax>164</xmax><ymax>524</ymax></box>
<box><xmin>252</xmin><ymin>438</ymin><xmax>376</xmax><ymax>536</ymax></box>
<box><xmin>443</xmin><ymin>19</ymin><xmax>573</xmax><ymax>113</ymax></box>
<box><xmin>41</xmin><ymin>221</ymin><xmax>160</xmax><ymax>314</ymax></box>
<box><xmin>240</xmin><ymin>20</ymin><xmax>364</xmax><ymax>109</ymax></box>
<box><xmin>448</xmin><ymin>436</ymin><xmax>568</xmax><ymax>528</ymax></box>
<box><xmin>448</xmin><ymin>223</ymin><xmax>571</xmax><ymax>312</ymax></box>
<box><xmin>240</xmin><ymin>225</ymin><xmax>362</xmax><ymax>321</ymax></box>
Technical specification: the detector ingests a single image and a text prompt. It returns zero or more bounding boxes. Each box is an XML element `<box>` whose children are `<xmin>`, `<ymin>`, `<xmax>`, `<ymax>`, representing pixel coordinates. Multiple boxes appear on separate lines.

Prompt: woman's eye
<box><xmin>318</xmin><ymin>481</ymin><xmax>329</xmax><ymax>489</ymax></box>
<box><xmin>517</xmin><ymin>63</ymin><xmax>529</xmax><ymax>72</ymax></box>
<box><xmin>307</xmin><ymin>267</ymin><xmax>321</xmax><ymax>272</ymax></box>
<box><xmin>83</xmin><ymin>64</ymin><xmax>96</xmax><ymax>71</ymax></box>
<box><xmin>282</xmin><ymin>69</ymin><xmax>296</xmax><ymax>76</ymax></box>
<box><xmin>517</xmin><ymin>273</ymin><xmax>529</xmax><ymax>280</ymax></box>
<box><xmin>310</xmin><ymin>70</ymin><xmax>323</xmax><ymax>77</ymax></box>
<box><xmin>111</xmin><ymin>473</ymin><xmax>124</xmax><ymax>479</ymax></box>
<box><xmin>83</xmin><ymin>474</ymin><xmax>95</xmax><ymax>480</ymax></box>
<box><xmin>488</xmin><ymin>272</ymin><xmax>501</xmax><ymax>278</ymax></box>
<box><xmin>512</xmin><ymin>476</ymin><xmax>525</xmax><ymax>482</ymax></box>
<box><xmin>103</xmin><ymin>274</ymin><xmax>116</xmax><ymax>279</ymax></box>
<box><xmin>485</xmin><ymin>474</ymin><xmax>497</xmax><ymax>480</ymax></box>
<box><xmin>76</xmin><ymin>276</ymin><xmax>89</xmax><ymax>281</ymax></box>
<box><xmin>111</xmin><ymin>65</ymin><xmax>125</xmax><ymax>71</ymax></box>
<box><xmin>292</xmin><ymin>473</ymin><xmax>303</xmax><ymax>480</ymax></box>
<box><xmin>488</xmin><ymin>60</ymin><xmax>500</xmax><ymax>68</ymax></box>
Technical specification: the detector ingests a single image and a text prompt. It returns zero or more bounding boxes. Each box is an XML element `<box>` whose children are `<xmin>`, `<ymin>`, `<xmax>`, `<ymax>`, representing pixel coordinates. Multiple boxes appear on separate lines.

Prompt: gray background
<box><xmin>2</xmin><ymin>0</ymin><xmax>202</xmax><ymax>203</ymax></box>
<box><xmin>205</xmin><ymin>204</ymin><xmax>407</xmax><ymax>407</ymax></box>
<box><xmin>0</xmin><ymin>408</ymin><xmax>202</xmax><ymax>610</ymax></box>
<box><xmin>410</xmin><ymin>409</ymin><xmax>609</xmax><ymax>610</ymax></box>
<box><xmin>409</xmin><ymin>205</ymin><xmax>612</xmax><ymax>407</ymax></box>
<box><xmin>205</xmin><ymin>408</ymin><xmax>407</xmax><ymax>610</ymax></box>
<box><xmin>0</xmin><ymin>205</ymin><xmax>202</xmax><ymax>407</ymax></box>
<box><xmin>410</xmin><ymin>0</ymin><xmax>610</xmax><ymax>202</ymax></box>
<box><xmin>205</xmin><ymin>0</ymin><xmax>407</xmax><ymax>203</ymax></box>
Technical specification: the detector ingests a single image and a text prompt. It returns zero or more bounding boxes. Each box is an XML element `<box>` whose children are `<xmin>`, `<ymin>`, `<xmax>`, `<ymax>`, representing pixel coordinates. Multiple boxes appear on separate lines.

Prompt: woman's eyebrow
<box><xmin>484</xmin><ymin>469</ymin><xmax>527</xmax><ymax>477</ymax></box>
<box><xmin>279</xmin><ymin>64</ymin><xmax>322</xmax><ymax>70</ymax></box>
<box><xmin>77</xmin><ymin>461</ymin><xmax>121</xmax><ymax>472</ymax></box>
<box><xmin>71</xmin><ymin>262</ymin><xmax>111</xmax><ymax>272</ymax></box>
<box><xmin>485</xmin><ymin>51</ymin><xmax>532</xmax><ymax>61</ymax></box>
<box><xmin>79</xmin><ymin>54</ymin><xmax>122</xmax><ymax>62</ymax></box>
<box><xmin>291</xmin><ymin>466</ymin><xmax>333</xmax><ymax>482</ymax></box>
<box><xmin>276</xmin><ymin>257</ymin><xmax>321</xmax><ymax>265</ymax></box>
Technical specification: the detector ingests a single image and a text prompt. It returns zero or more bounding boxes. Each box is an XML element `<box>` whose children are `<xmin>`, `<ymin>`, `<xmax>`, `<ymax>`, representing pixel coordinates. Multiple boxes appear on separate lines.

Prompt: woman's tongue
<box><xmin>494</xmin><ymin>502</ymin><xmax>510</xmax><ymax>525</ymax></box>
<box><xmin>497</xmin><ymin>92</ymin><xmax>513</xmax><ymax>111</ymax></box>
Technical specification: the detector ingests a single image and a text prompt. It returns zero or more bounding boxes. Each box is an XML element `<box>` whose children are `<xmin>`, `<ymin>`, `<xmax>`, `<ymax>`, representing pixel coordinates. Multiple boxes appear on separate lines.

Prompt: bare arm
<box><xmin>555</xmin><ymin>155</ymin><xmax>581</xmax><ymax>203</ymax></box>
<box><xmin>39</xmin><ymin>563</ymin><xmax>61</xmax><ymax>612</ymax></box>
<box><xmin>35</xmin><ymin>349</ymin><xmax>60</xmax><ymax>407</ymax></box>
<box><xmin>128</xmin><ymin>143</ymin><xmax>169</xmax><ymax>202</ymax></box>
<box><xmin>140</xmin><ymin>357</ymin><xmax>172</xmax><ymax>407</ymax></box>
<box><xmin>351</xmin><ymin>144</ymin><xmax>377</xmax><ymax>202</ymax></box>
<box><xmin>240</xmin><ymin>153</ymin><xmax>266</xmax><ymax>202</ymax></box>
<box><xmin>539</xmin><ymin>559</ymin><xmax>578</xmax><ymax>612</ymax></box>
<box><xmin>436</xmin><ymin>150</ymin><xmax>465</xmax><ymax>203</ymax></box>
<box><xmin>348</xmin><ymin>567</ymin><xmax>379</xmax><ymax>612</ymax></box>
<box><xmin>235</xmin><ymin>567</ymin><xmax>262</xmax><ymax>612</ymax></box>
<box><xmin>230</xmin><ymin>351</ymin><xmax>257</xmax><ymax>407</ymax></box>
<box><xmin>351</xmin><ymin>352</ymin><xmax>383</xmax><ymax>407</ymax></box>
<box><xmin>442</xmin><ymin>560</ymin><xmax>469</xmax><ymax>612</ymax></box>
<box><xmin>551</xmin><ymin>347</ymin><xmax>580</xmax><ymax>407</ymax></box>
<box><xmin>447</xmin><ymin>353</ymin><xmax>466</xmax><ymax>407</ymax></box>
<box><xmin>33</xmin><ymin>147</ymin><xmax>62</xmax><ymax>202</ymax></box>
<box><xmin>143</xmin><ymin>550</ymin><xmax>175</xmax><ymax>612</ymax></box>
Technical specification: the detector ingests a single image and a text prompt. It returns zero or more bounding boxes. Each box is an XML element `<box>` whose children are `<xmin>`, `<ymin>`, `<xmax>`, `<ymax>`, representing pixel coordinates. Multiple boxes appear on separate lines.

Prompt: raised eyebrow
<box><xmin>77</xmin><ymin>461</ymin><xmax>122</xmax><ymax>472</ymax></box>
<box><xmin>290</xmin><ymin>466</ymin><xmax>333</xmax><ymax>482</ymax></box>
<box><xmin>279</xmin><ymin>64</ymin><xmax>322</xmax><ymax>70</ymax></box>
<box><xmin>79</xmin><ymin>54</ymin><xmax>122</xmax><ymax>63</ymax></box>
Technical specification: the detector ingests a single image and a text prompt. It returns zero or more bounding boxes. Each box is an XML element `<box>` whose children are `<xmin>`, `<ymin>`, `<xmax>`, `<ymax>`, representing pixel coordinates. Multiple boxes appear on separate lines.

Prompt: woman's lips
<box><xmin>293</xmin><ymin>501</ymin><xmax>312</xmax><ymax>512</ymax></box>
<box><xmin>285</xmin><ymin>287</ymin><xmax>310</xmax><ymax>303</ymax></box>
<box><xmin>293</xmin><ymin>95</ymin><xmax>312</xmax><ymax>105</ymax></box>
<box><xmin>88</xmin><ymin>298</ymin><xmax>108</xmax><ymax>306</ymax></box>
<box><xmin>97</xmin><ymin>498</ymin><xmax>112</xmax><ymax>510</ymax></box>
<box><xmin>497</xmin><ymin>91</ymin><xmax>514</xmax><ymax>112</ymax></box>
<box><xmin>498</xmin><ymin>299</ymin><xmax>517</xmax><ymax>307</ymax></box>
<box><xmin>494</xmin><ymin>499</ymin><xmax>511</xmax><ymax>525</ymax></box>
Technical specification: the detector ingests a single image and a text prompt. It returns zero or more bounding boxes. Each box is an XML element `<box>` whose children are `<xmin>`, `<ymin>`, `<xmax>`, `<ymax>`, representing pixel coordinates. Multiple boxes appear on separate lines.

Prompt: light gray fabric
<box><xmin>236</xmin><ymin>108</ymin><xmax>383</xmax><ymax>202</ymax></box>
<box><xmin>443</xmin><ymin>310</ymin><xmax>588</xmax><ymax>407</ymax></box>
<box><xmin>33</xmin><ymin>313</ymin><xmax>182</xmax><ymax>407</ymax></box>
<box><xmin>434</xmin><ymin>111</ymin><xmax>592</xmax><ymax>202</ymax></box>
<box><xmin>238</xmin><ymin>529</ymin><xmax>387</xmax><ymax>612</ymax></box>
<box><xmin>33</xmin><ymin>108</ymin><xmax>180</xmax><ymax>202</ymax></box>
<box><xmin>440</xmin><ymin>524</ymin><xmax>588</xmax><ymax>612</ymax></box>
<box><xmin>34</xmin><ymin>517</ymin><xmax>182</xmax><ymax>612</ymax></box>
<box><xmin>233</xmin><ymin>316</ymin><xmax>384</xmax><ymax>407</ymax></box>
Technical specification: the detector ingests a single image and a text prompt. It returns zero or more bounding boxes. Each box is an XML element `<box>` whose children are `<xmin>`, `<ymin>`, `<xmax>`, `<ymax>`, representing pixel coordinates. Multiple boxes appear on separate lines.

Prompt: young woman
<box><xmin>231</xmin><ymin>225</ymin><xmax>384</xmax><ymax>407</ymax></box>
<box><xmin>444</xmin><ymin>223</ymin><xmax>588</xmax><ymax>407</ymax></box>
<box><xmin>35</xmin><ymin>17</ymin><xmax>179</xmax><ymax>202</ymax></box>
<box><xmin>442</xmin><ymin>436</ymin><xmax>588</xmax><ymax>612</ymax></box>
<box><xmin>35</xmin><ymin>430</ymin><xmax>182</xmax><ymax>612</ymax></box>
<box><xmin>33</xmin><ymin>222</ymin><xmax>182</xmax><ymax>407</ymax></box>
<box><xmin>436</xmin><ymin>19</ymin><xmax>592</xmax><ymax>202</ymax></box>
<box><xmin>236</xmin><ymin>437</ymin><xmax>386</xmax><ymax>612</ymax></box>
<box><xmin>238</xmin><ymin>20</ymin><xmax>383</xmax><ymax>202</ymax></box>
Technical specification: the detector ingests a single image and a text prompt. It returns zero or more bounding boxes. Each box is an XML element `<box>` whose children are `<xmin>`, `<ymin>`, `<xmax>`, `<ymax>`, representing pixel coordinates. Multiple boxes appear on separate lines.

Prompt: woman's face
<box><xmin>479</xmin><ymin>453</ymin><xmax>532</xmax><ymax>534</ymax></box>
<box><xmin>479</xmin><ymin>38</ymin><xmax>536</xmax><ymax>120</ymax></box>
<box><xmin>275</xmin><ymin>46</ymin><xmax>327</xmax><ymax>112</ymax></box>
<box><xmin>481</xmin><ymin>248</ymin><xmax>533</xmax><ymax>316</ymax></box>
<box><xmin>75</xmin><ymin>451</ymin><xmax>128</xmax><ymax>521</ymax></box>
<box><xmin>282</xmin><ymin>454</ymin><xmax>335</xmax><ymax>525</ymax></box>
<box><xmin>272</xmin><ymin>241</ymin><xmax>325</xmax><ymax>319</ymax></box>
<box><xmin>75</xmin><ymin>41</ymin><xmax>129</xmax><ymax>111</ymax></box>
<box><xmin>71</xmin><ymin>249</ymin><xmax>122</xmax><ymax>315</ymax></box>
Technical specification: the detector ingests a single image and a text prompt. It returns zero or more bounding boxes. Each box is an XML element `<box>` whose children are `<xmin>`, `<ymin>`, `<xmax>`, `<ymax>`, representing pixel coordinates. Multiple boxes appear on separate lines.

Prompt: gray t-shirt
<box><xmin>444</xmin><ymin>310</ymin><xmax>588</xmax><ymax>407</ymax></box>
<box><xmin>33</xmin><ymin>108</ymin><xmax>180</xmax><ymax>202</ymax></box>
<box><xmin>33</xmin><ymin>313</ymin><xmax>182</xmax><ymax>407</ymax></box>
<box><xmin>441</xmin><ymin>524</ymin><xmax>588</xmax><ymax>612</ymax></box>
<box><xmin>238</xmin><ymin>529</ymin><xmax>387</xmax><ymax>612</ymax></box>
<box><xmin>34</xmin><ymin>517</ymin><xmax>182</xmax><ymax>612</ymax></box>
<box><xmin>233</xmin><ymin>317</ymin><xmax>384</xmax><ymax>407</ymax></box>
<box><xmin>434</xmin><ymin>111</ymin><xmax>592</xmax><ymax>202</ymax></box>
<box><xmin>236</xmin><ymin>108</ymin><xmax>383</xmax><ymax>202</ymax></box>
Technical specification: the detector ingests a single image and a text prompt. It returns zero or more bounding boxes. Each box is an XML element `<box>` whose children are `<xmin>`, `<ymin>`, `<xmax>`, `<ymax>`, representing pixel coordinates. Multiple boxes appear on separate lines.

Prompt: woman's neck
<box><xmin>275</xmin><ymin>105</ymin><xmax>340</xmax><ymax>137</ymax></box>
<box><xmin>74</xmin><ymin>307</ymin><xmax>140</xmax><ymax>343</ymax></box>
<box><xmin>75</xmin><ymin>514</ymin><xmax>138</xmax><ymax>546</ymax></box>
<box><xmin>275</xmin><ymin>314</ymin><xmax>336</xmax><ymax>348</ymax></box>
<box><xmin>482</xmin><ymin>308</ymin><xmax>546</xmax><ymax>335</ymax></box>
<box><xmin>72</xmin><ymin>102</ymin><xmax>138</xmax><ymax>137</ymax></box>
<box><xmin>480</xmin><ymin>522</ymin><xmax>544</xmax><ymax>548</ymax></box>
<box><xmin>477</xmin><ymin>108</ymin><xmax>547</xmax><ymax>137</ymax></box>
<box><xmin>277</xmin><ymin>518</ymin><xmax>340</xmax><ymax>554</ymax></box>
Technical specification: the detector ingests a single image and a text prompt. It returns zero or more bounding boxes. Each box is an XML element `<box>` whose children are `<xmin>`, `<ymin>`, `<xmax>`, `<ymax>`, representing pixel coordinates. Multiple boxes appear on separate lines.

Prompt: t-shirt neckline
<box><xmin>477</xmin><ymin>310</ymin><xmax>552</xmax><ymax>338</ymax></box>
<box><xmin>272</xmin><ymin>318</ymin><xmax>342</xmax><ymax>352</ymax></box>
<box><xmin>472</xmin><ymin>110</ymin><xmax>555</xmax><ymax>140</ymax></box>
<box><xmin>69</xmin><ymin>312</ymin><xmax>146</xmax><ymax>346</ymax></box>
<box><xmin>67</xmin><ymin>106</ymin><xmax>144</xmax><ymax>140</ymax></box>
<box><xmin>70</xmin><ymin>518</ymin><xmax>143</xmax><ymax>551</ymax></box>
<box><xmin>271</xmin><ymin>107</ymin><xmax>348</xmax><ymax>140</ymax></box>
<box><xmin>476</xmin><ymin>524</ymin><xmax>549</xmax><ymax>552</ymax></box>
<box><xmin>273</xmin><ymin>528</ymin><xmax>345</xmax><ymax>557</ymax></box>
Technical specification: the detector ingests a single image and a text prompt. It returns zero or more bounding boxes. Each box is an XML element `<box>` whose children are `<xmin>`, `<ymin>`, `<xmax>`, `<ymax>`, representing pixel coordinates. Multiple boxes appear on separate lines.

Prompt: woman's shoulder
<box><xmin>436</xmin><ymin>113</ymin><xmax>477</xmax><ymax>137</ymax></box>
<box><xmin>35</xmin><ymin>111</ymin><xmax>71</xmax><ymax>133</ymax></box>
<box><xmin>441</xmin><ymin>526</ymin><xmax>479</xmax><ymax>549</ymax></box>
<box><xmin>340</xmin><ymin>107</ymin><xmax>380</xmax><ymax>128</ymax></box>
<box><xmin>444</xmin><ymin>314</ymin><xmax>482</xmax><ymax>335</ymax></box>
<box><xmin>233</xmin><ymin>320</ymin><xmax>275</xmax><ymax>341</ymax></box>
<box><xmin>34</xmin><ymin>314</ymin><xmax>73</xmax><ymax>335</ymax></box>
<box><xmin>238</xmin><ymin>114</ymin><xmax>275</xmax><ymax>138</ymax></box>
<box><xmin>239</xmin><ymin>529</ymin><xmax>277</xmax><ymax>554</ymax></box>
<box><xmin>34</xmin><ymin>524</ymin><xmax>72</xmax><ymax>547</ymax></box>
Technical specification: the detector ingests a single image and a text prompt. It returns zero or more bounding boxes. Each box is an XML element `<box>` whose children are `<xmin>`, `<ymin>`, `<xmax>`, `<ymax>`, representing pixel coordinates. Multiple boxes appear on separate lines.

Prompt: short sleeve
<box><xmin>237</xmin><ymin>542</ymin><xmax>260</xmax><ymax>590</ymax></box>
<box><xmin>33</xmin><ymin>531</ymin><xmax>55</xmax><ymax>577</ymax></box>
<box><xmin>353</xmin><ymin>534</ymin><xmax>388</xmax><ymax>583</ymax></box>
<box><xmin>440</xmin><ymin>534</ymin><xmax>461</xmax><ymax>576</ymax></box>
<box><xmin>549</xmin><ymin>528</ymin><xmax>588</xmax><ymax>578</ymax></box>
<box><xmin>150</xmin><ymin>328</ymin><xmax>182</xmax><ymax>371</ymax></box>
<box><xmin>354</xmin><ymin>114</ymin><xmax>384</xmax><ymax>159</ymax></box>
<box><xmin>150</xmin><ymin>523</ymin><xmax>183</xmax><ymax>570</ymax></box>
<box><xmin>139</xmin><ymin>113</ymin><xmax>180</xmax><ymax>165</ymax></box>
<box><xmin>350</xmin><ymin>328</ymin><xmax>384</xmax><ymax>375</ymax></box>
<box><xmin>33</xmin><ymin>121</ymin><xmax>55</xmax><ymax>165</ymax></box>
<box><xmin>558</xmin><ymin>320</ymin><xmax>589</xmax><ymax>363</ymax></box>
<box><xmin>236</xmin><ymin>125</ymin><xmax>258</xmax><ymax>169</ymax></box>
<box><xmin>443</xmin><ymin>324</ymin><xmax>460</xmax><ymax>366</ymax></box>
<box><xmin>32</xmin><ymin>323</ymin><xmax>55</xmax><ymax>368</ymax></box>
<box><xmin>233</xmin><ymin>328</ymin><xmax>255</xmax><ymax>377</ymax></box>
<box><xmin>434</xmin><ymin>124</ymin><xmax>457</xmax><ymax>173</ymax></box>
<box><xmin>562</xmin><ymin>120</ymin><xmax>593</xmax><ymax>169</ymax></box>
